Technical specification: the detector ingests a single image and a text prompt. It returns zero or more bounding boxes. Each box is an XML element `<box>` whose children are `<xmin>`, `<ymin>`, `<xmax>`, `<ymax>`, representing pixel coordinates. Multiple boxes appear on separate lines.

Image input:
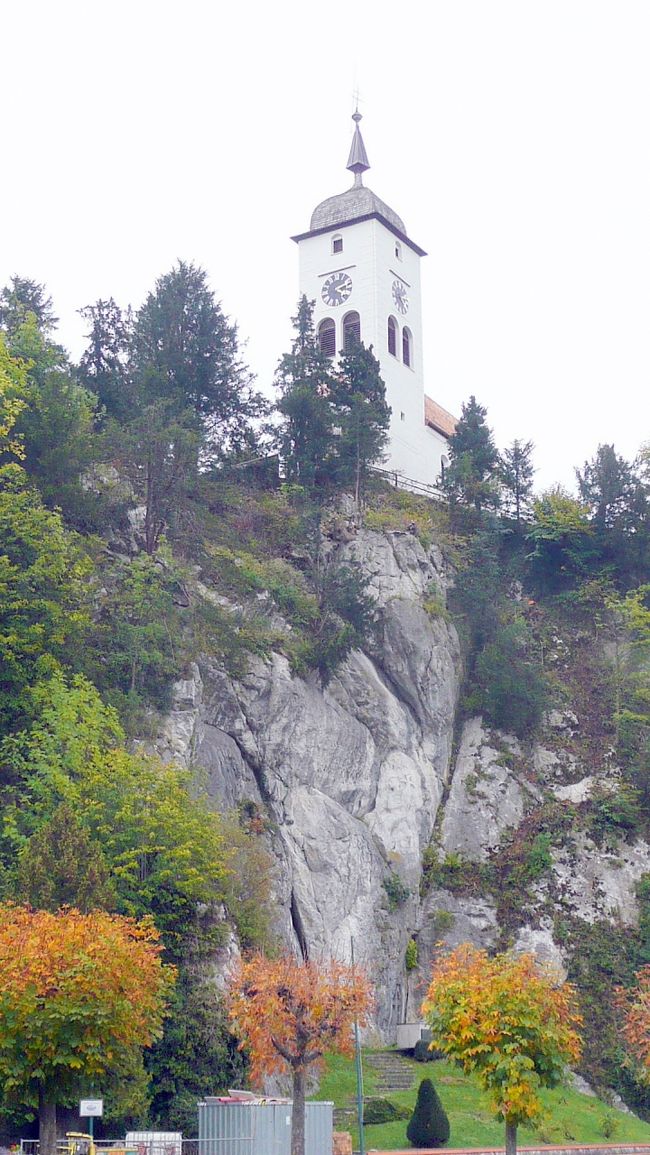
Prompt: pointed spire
<box><xmin>346</xmin><ymin>110</ymin><xmax>370</xmax><ymax>187</ymax></box>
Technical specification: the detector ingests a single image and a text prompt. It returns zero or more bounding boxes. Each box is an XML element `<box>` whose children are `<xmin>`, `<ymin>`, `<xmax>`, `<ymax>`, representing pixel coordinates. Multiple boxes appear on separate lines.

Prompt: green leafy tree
<box><xmin>146</xmin><ymin>976</ymin><xmax>246</xmax><ymax>1133</ymax></box>
<box><xmin>331</xmin><ymin>341</ymin><xmax>390</xmax><ymax>503</ymax></box>
<box><xmin>500</xmin><ymin>439</ymin><xmax>535</xmax><ymax>527</ymax></box>
<box><xmin>526</xmin><ymin>486</ymin><xmax>595</xmax><ymax>592</ymax></box>
<box><xmin>466</xmin><ymin>619</ymin><xmax>548</xmax><ymax>737</ymax></box>
<box><xmin>0</xmin><ymin>334</ymin><xmax>27</xmax><ymax>459</ymax></box>
<box><xmin>0</xmin><ymin>465</ymin><xmax>91</xmax><ymax>727</ymax></box>
<box><xmin>406</xmin><ymin>1077</ymin><xmax>450</xmax><ymax>1148</ymax></box>
<box><xmin>449</xmin><ymin>526</ymin><xmax>504</xmax><ymax>662</ymax></box>
<box><xmin>275</xmin><ymin>296</ymin><xmax>336</xmax><ymax>493</ymax></box>
<box><xmin>14</xmin><ymin>801</ymin><xmax>117</xmax><ymax>912</ymax></box>
<box><xmin>1</xmin><ymin>672</ymin><xmax>229</xmax><ymax>953</ymax></box>
<box><xmin>88</xmin><ymin>550</ymin><xmax>184</xmax><ymax>715</ymax></box>
<box><xmin>443</xmin><ymin>395</ymin><xmax>500</xmax><ymax>515</ymax></box>
<box><xmin>7</xmin><ymin>315</ymin><xmax>98</xmax><ymax>517</ymax></box>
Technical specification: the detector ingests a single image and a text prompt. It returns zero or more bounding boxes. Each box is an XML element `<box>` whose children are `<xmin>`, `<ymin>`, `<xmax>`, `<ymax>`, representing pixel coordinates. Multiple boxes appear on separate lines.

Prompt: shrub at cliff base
<box><xmin>406</xmin><ymin>1077</ymin><xmax>450</xmax><ymax>1148</ymax></box>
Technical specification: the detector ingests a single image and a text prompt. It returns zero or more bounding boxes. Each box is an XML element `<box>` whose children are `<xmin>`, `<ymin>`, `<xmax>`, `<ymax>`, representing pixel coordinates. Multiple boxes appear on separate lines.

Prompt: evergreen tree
<box><xmin>132</xmin><ymin>260</ymin><xmax>264</xmax><ymax>458</ymax></box>
<box><xmin>14</xmin><ymin>802</ymin><xmax>117</xmax><ymax>912</ymax></box>
<box><xmin>275</xmin><ymin>296</ymin><xmax>336</xmax><ymax>493</ymax></box>
<box><xmin>576</xmin><ymin>443</ymin><xmax>649</xmax><ymax>585</ymax></box>
<box><xmin>0</xmin><ymin>276</ymin><xmax>58</xmax><ymax>335</ymax></box>
<box><xmin>78</xmin><ymin>297</ymin><xmax>133</xmax><ymax>423</ymax></box>
<box><xmin>501</xmin><ymin>439</ymin><xmax>535</xmax><ymax>527</ymax></box>
<box><xmin>331</xmin><ymin>341</ymin><xmax>390</xmax><ymax>503</ymax></box>
<box><xmin>443</xmin><ymin>395</ymin><xmax>500</xmax><ymax>515</ymax></box>
<box><xmin>406</xmin><ymin>1077</ymin><xmax>450</xmax><ymax>1148</ymax></box>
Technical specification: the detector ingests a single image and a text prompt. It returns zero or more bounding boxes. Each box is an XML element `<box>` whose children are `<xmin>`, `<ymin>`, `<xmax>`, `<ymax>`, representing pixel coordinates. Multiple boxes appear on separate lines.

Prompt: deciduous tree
<box><xmin>421</xmin><ymin>944</ymin><xmax>582</xmax><ymax>1155</ymax></box>
<box><xmin>0</xmin><ymin>465</ymin><xmax>91</xmax><ymax>727</ymax></box>
<box><xmin>0</xmin><ymin>904</ymin><xmax>174</xmax><ymax>1155</ymax></box>
<box><xmin>228</xmin><ymin>954</ymin><xmax>372</xmax><ymax>1155</ymax></box>
<box><xmin>617</xmin><ymin>965</ymin><xmax>650</xmax><ymax>1080</ymax></box>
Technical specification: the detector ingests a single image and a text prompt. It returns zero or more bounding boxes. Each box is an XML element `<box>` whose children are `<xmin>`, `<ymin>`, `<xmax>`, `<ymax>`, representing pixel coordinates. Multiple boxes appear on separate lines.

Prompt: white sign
<box><xmin>80</xmin><ymin>1100</ymin><xmax>103</xmax><ymax>1117</ymax></box>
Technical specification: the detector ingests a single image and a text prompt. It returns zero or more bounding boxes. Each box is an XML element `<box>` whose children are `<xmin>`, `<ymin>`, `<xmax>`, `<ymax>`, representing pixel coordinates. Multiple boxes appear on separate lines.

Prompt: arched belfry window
<box><xmin>319</xmin><ymin>318</ymin><xmax>336</xmax><ymax>358</ymax></box>
<box><xmin>343</xmin><ymin>311</ymin><xmax>360</xmax><ymax>352</ymax></box>
<box><xmin>387</xmin><ymin>316</ymin><xmax>398</xmax><ymax>357</ymax></box>
<box><xmin>402</xmin><ymin>327</ymin><xmax>412</xmax><ymax>368</ymax></box>
<box><xmin>332</xmin><ymin>234</ymin><xmax>343</xmax><ymax>254</ymax></box>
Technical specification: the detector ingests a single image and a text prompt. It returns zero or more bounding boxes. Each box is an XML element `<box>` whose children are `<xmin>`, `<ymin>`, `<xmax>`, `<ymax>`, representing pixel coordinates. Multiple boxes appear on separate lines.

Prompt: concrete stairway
<box><xmin>364</xmin><ymin>1050</ymin><xmax>416</xmax><ymax>1094</ymax></box>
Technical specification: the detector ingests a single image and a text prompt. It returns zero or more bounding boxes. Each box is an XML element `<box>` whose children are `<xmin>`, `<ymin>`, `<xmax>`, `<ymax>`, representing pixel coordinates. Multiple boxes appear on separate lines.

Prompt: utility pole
<box><xmin>351</xmin><ymin>938</ymin><xmax>366</xmax><ymax>1155</ymax></box>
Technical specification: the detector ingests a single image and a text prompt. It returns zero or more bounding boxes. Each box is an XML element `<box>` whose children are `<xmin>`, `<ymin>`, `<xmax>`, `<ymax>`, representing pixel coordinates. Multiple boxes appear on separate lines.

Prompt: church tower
<box><xmin>292</xmin><ymin>113</ymin><xmax>455</xmax><ymax>489</ymax></box>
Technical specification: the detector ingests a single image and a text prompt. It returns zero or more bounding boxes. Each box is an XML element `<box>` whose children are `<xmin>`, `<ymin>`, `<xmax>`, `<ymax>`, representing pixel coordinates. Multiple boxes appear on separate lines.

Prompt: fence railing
<box><xmin>19</xmin><ymin>1142</ymin><xmax>253</xmax><ymax>1155</ymax></box>
<box><xmin>369</xmin><ymin>465</ymin><xmax>445</xmax><ymax>501</ymax></box>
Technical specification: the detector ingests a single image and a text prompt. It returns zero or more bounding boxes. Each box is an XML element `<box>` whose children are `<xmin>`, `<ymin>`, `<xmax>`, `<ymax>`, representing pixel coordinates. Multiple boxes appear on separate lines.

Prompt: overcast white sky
<box><xmin>2</xmin><ymin>0</ymin><xmax>649</xmax><ymax>490</ymax></box>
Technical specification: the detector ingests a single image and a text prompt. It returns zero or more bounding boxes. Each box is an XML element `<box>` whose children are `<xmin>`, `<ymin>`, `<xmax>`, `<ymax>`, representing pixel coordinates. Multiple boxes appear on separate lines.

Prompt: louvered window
<box><xmin>319</xmin><ymin>318</ymin><xmax>336</xmax><ymax>358</ymax></box>
<box><xmin>343</xmin><ymin>311</ymin><xmax>360</xmax><ymax>351</ymax></box>
<box><xmin>388</xmin><ymin>316</ymin><xmax>397</xmax><ymax>357</ymax></box>
<box><xmin>402</xmin><ymin>327</ymin><xmax>412</xmax><ymax>367</ymax></box>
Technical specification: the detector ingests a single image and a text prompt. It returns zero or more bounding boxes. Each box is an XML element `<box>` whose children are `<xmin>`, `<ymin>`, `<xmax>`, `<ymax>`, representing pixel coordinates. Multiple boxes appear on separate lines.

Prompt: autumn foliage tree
<box><xmin>421</xmin><ymin>944</ymin><xmax>582</xmax><ymax>1155</ymax></box>
<box><xmin>617</xmin><ymin>965</ymin><xmax>650</xmax><ymax>1080</ymax></box>
<box><xmin>0</xmin><ymin>905</ymin><xmax>175</xmax><ymax>1155</ymax></box>
<box><xmin>227</xmin><ymin>954</ymin><xmax>372</xmax><ymax>1155</ymax></box>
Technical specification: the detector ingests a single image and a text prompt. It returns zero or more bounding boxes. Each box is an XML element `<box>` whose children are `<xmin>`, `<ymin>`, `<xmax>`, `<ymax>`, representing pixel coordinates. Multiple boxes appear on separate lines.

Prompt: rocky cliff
<box><xmin>156</xmin><ymin>521</ymin><xmax>649</xmax><ymax>1063</ymax></box>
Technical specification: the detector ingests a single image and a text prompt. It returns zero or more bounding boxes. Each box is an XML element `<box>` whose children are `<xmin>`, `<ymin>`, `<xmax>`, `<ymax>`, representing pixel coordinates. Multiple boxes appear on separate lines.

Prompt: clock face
<box><xmin>322</xmin><ymin>272</ymin><xmax>353</xmax><ymax>307</ymax></box>
<box><xmin>392</xmin><ymin>279</ymin><xmax>409</xmax><ymax>315</ymax></box>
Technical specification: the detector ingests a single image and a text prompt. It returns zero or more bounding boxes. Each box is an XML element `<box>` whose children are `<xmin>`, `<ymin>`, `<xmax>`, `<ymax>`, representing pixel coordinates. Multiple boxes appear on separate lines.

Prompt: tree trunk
<box><xmin>291</xmin><ymin>1064</ymin><xmax>306</xmax><ymax>1155</ymax></box>
<box><xmin>39</xmin><ymin>1087</ymin><xmax>58</xmax><ymax>1155</ymax></box>
<box><xmin>505</xmin><ymin>1119</ymin><xmax>517</xmax><ymax>1155</ymax></box>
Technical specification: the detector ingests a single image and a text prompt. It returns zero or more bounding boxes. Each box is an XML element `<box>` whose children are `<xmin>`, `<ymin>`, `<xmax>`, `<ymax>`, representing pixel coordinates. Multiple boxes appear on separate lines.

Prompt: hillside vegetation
<box><xmin>316</xmin><ymin>1051</ymin><xmax>650</xmax><ymax>1150</ymax></box>
<box><xmin>0</xmin><ymin>269</ymin><xmax>648</xmax><ymax>1134</ymax></box>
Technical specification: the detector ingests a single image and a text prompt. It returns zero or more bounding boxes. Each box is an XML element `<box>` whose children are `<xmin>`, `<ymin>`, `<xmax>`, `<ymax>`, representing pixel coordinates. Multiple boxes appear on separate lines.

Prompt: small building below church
<box><xmin>292</xmin><ymin>113</ymin><xmax>456</xmax><ymax>491</ymax></box>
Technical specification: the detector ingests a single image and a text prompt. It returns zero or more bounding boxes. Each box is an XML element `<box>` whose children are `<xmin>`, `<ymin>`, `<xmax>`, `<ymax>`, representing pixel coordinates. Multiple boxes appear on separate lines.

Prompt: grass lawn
<box><xmin>314</xmin><ymin>1051</ymin><xmax>650</xmax><ymax>1150</ymax></box>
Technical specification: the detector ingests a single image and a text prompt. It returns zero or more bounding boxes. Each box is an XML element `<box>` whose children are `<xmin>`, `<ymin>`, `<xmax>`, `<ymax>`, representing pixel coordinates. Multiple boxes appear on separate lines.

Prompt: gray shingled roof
<box><xmin>310</xmin><ymin>185</ymin><xmax>406</xmax><ymax>233</ymax></box>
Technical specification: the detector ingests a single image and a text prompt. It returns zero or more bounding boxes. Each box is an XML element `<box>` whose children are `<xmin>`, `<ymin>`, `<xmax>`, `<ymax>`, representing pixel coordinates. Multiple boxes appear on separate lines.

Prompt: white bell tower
<box><xmin>291</xmin><ymin>113</ymin><xmax>455</xmax><ymax>489</ymax></box>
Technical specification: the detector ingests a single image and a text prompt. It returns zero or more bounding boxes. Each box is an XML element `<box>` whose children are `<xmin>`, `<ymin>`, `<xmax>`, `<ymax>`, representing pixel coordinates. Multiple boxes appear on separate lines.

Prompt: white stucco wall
<box><xmin>296</xmin><ymin>218</ymin><xmax>448</xmax><ymax>489</ymax></box>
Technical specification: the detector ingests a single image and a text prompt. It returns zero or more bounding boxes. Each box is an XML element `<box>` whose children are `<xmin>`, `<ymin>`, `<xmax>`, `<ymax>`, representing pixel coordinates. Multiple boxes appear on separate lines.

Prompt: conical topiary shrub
<box><xmin>406</xmin><ymin>1076</ymin><xmax>450</xmax><ymax>1148</ymax></box>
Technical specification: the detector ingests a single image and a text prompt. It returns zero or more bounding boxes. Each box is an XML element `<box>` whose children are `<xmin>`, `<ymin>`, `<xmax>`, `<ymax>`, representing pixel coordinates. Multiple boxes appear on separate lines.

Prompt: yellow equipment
<box><xmin>65</xmin><ymin>1132</ymin><xmax>95</xmax><ymax>1155</ymax></box>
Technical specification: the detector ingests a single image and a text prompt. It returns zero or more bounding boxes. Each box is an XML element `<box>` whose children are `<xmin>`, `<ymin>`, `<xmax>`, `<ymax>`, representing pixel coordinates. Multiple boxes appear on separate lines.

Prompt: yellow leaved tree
<box><xmin>0</xmin><ymin>905</ymin><xmax>175</xmax><ymax>1155</ymax></box>
<box><xmin>421</xmin><ymin>943</ymin><xmax>582</xmax><ymax>1155</ymax></box>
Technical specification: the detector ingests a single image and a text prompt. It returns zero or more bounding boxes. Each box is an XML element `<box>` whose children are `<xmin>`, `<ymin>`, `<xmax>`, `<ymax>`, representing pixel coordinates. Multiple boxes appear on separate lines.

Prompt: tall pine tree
<box><xmin>331</xmin><ymin>341</ymin><xmax>390</xmax><ymax>504</ymax></box>
<box><xmin>275</xmin><ymin>296</ymin><xmax>336</xmax><ymax>493</ymax></box>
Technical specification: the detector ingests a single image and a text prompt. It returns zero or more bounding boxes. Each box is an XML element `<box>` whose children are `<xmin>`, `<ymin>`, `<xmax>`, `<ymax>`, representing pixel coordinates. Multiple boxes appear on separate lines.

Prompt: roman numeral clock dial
<box><xmin>321</xmin><ymin>272</ymin><xmax>353</xmax><ymax>306</ymax></box>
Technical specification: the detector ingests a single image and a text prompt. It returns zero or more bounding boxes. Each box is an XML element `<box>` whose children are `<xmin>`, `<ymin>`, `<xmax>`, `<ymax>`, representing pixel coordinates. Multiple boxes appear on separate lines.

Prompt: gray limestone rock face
<box><xmin>156</xmin><ymin>529</ymin><xmax>461</xmax><ymax>1035</ymax></box>
<box><xmin>549</xmin><ymin>835</ymin><xmax>650</xmax><ymax>926</ymax></box>
<box><xmin>440</xmin><ymin>718</ymin><xmax>537</xmax><ymax>862</ymax></box>
<box><xmin>513</xmin><ymin>922</ymin><xmax>568</xmax><ymax>980</ymax></box>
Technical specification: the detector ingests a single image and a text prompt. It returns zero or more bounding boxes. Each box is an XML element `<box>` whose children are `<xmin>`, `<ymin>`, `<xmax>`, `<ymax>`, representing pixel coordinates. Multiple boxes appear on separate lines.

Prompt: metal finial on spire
<box><xmin>346</xmin><ymin>109</ymin><xmax>370</xmax><ymax>187</ymax></box>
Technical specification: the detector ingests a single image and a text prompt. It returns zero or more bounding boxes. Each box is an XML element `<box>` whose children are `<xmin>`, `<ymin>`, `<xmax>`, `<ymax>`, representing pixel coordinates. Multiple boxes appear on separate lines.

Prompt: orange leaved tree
<box><xmin>0</xmin><ymin>904</ymin><xmax>175</xmax><ymax>1155</ymax></box>
<box><xmin>421</xmin><ymin>944</ymin><xmax>582</xmax><ymax>1155</ymax></box>
<box><xmin>616</xmin><ymin>964</ymin><xmax>650</xmax><ymax>1078</ymax></box>
<box><xmin>227</xmin><ymin>954</ymin><xmax>372</xmax><ymax>1155</ymax></box>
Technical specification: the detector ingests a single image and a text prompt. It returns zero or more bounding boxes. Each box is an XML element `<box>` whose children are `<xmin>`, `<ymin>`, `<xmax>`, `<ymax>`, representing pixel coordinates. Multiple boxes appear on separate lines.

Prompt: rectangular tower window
<box><xmin>332</xmin><ymin>236</ymin><xmax>343</xmax><ymax>254</ymax></box>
